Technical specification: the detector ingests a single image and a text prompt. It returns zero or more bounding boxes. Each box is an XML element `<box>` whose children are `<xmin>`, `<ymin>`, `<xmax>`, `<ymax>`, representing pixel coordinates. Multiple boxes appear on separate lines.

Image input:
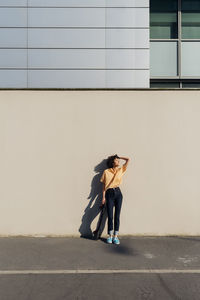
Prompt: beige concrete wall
<box><xmin>0</xmin><ymin>90</ymin><xmax>200</xmax><ymax>236</ymax></box>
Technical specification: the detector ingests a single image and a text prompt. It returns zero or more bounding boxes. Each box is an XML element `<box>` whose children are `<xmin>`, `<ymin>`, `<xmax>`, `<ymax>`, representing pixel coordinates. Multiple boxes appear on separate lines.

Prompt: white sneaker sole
<box><xmin>113</xmin><ymin>240</ymin><xmax>120</xmax><ymax>245</ymax></box>
<box><xmin>107</xmin><ymin>240</ymin><xmax>112</xmax><ymax>244</ymax></box>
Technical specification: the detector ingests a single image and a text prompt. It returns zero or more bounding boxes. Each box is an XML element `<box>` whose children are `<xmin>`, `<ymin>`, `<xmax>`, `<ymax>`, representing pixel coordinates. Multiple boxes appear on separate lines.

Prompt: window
<box><xmin>150</xmin><ymin>82</ymin><xmax>180</xmax><ymax>88</ymax></box>
<box><xmin>150</xmin><ymin>0</ymin><xmax>200</xmax><ymax>88</ymax></box>
<box><xmin>150</xmin><ymin>42</ymin><xmax>178</xmax><ymax>76</ymax></box>
<box><xmin>182</xmin><ymin>0</ymin><xmax>200</xmax><ymax>38</ymax></box>
<box><xmin>150</xmin><ymin>0</ymin><xmax>178</xmax><ymax>39</ymax></box>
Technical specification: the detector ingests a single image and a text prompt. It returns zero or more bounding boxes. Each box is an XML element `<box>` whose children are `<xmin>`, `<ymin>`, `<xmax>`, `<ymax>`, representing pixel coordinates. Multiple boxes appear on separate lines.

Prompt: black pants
<box><xmin>105</xmin><ymin>187</ymin><xmax>123</xmax><ymax>235</ymax></box>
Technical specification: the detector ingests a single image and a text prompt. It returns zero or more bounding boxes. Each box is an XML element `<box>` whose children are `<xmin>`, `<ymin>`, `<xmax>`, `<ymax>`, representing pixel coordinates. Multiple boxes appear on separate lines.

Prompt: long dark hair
<box><xmin>106</xmin><ymin>154</ymin><xmax>120</xmax><ymax>168</ymax></box>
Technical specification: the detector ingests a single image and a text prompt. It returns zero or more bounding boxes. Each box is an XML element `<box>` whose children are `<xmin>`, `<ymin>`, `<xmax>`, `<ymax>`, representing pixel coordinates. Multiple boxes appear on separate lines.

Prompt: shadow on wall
<box><xmin>78</xmin><ymin>159</ymin><xmax>107</xmax><ymax>239</ymax></box>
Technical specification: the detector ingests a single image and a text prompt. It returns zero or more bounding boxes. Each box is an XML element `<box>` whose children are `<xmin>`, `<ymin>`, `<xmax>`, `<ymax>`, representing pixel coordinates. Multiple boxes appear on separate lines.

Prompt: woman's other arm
<box><xmin>119</xmin><ymin>156</ymin><xmax>130</xmax><ymax>161</ymax></box>
<box><xmin>119</xmin><ymin>156</ymin><xmax>130</xmax><ymax>165</ymax></box>
<box><xmin>119</xmin><ymin>156</ymin><xmax>130</xmax><ymax>172</ymax></box>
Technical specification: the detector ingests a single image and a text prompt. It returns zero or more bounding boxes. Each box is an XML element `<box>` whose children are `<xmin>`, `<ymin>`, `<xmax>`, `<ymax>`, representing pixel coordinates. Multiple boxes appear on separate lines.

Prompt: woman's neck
<box><xmin>112</xmin><ymin>166</ymin><xmax>118</xmax><ymax>171</ymax></box>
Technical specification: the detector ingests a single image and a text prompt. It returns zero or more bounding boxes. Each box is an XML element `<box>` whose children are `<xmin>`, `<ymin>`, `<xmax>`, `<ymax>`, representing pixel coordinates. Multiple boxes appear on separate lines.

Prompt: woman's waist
<box><xmin>106</xmin><ymin>186</ymin><xmax>121</xmax><ymax>191</ymax></box>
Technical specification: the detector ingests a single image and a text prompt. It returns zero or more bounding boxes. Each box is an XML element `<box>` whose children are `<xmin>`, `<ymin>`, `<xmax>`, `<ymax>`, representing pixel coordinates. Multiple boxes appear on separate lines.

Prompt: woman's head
<box><xmin>106</xmin><ymin>154</ymin><xmax>120</xmax><ymax>168</ymax></box>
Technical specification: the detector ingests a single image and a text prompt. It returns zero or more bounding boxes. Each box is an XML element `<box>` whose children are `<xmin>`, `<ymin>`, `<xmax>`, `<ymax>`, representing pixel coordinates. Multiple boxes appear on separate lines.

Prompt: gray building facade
<box><xmin>0</xmin><ymin>0</ymin><xmax>149</xmax><ymax>88</ymax></box>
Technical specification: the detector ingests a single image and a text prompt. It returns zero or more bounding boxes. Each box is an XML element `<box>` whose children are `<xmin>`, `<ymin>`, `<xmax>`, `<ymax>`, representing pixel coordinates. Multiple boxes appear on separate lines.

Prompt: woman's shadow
<box><xmin>78</xmin><ymin>160</ymin><xmax>107</xmax><ymax>241</ymax></box>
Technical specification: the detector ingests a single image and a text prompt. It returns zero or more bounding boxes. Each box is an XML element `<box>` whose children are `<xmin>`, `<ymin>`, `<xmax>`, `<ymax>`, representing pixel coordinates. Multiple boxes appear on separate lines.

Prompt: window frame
<box><xmin>150</xmin><ymin>0</ymin><xmax>200</xmax><ymax>88</ymax></box>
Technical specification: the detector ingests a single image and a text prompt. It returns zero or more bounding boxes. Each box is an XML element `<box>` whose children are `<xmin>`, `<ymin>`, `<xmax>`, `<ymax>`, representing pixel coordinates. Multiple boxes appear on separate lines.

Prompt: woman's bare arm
<box><xmin>102</xmin><ymin>183</ymin><xmax>106</xmax><ymax>205</ymax></box>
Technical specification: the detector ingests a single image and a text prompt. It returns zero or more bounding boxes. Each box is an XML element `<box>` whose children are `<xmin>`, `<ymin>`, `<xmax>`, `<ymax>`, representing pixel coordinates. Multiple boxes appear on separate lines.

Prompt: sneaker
<box><xmin>113</xmin><ymin>236</ymin><xmax>120</xmax><ymax>245</ymax></box>
<box><xmin>106</xmin><ymin>236</ymin><xmax>113</xmax><ymax>244</ymax></box>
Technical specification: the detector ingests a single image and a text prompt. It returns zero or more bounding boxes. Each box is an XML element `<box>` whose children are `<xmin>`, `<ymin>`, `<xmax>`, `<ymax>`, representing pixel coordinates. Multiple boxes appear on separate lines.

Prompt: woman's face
<box><xmin>113</xmin><ymin>158</ymin><xmax>120</xmax><ymax>167</ymax></box>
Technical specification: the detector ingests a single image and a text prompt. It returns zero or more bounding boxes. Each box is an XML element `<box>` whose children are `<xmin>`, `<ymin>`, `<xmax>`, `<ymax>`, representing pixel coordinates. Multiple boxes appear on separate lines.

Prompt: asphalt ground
<box><xmin>0</xmin><ymin>236</ymin><xmax>200</xmax><ymax>299</ymax></box>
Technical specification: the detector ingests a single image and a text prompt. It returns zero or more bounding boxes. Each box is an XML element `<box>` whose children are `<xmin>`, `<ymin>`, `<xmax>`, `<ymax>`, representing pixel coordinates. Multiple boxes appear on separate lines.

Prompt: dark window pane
<box><xmin>150</xmin><ymin>0</ymin><xmax>178</xmax><ymax>39</ymax></box>
<box><xmin>182</xmin><ymin>0</ymin><xmax>200</xmax><ymax>11</ymax></box>
<box><xmin>182</xmin><ymin>13</ymin><xmax>200</xmax><ymax>38</ymax></box>
<box><xmin>182</xmin><ymin>0</ymin><xmax>200</xmax><ymax>38</ymax></box>
<box><xmin>182</xmin><ymin>82</ymin><xmax>200</xmax><ymax>87</ymax></box>
<box><xmin>151</xmin><ymin>0</ymin><xmax>178</xmax><ymax>12</ymax></box>
<box><xmin>150</xmin><ymin>82</ymin><xmax>180</xmax><ymax>88</ymax></box>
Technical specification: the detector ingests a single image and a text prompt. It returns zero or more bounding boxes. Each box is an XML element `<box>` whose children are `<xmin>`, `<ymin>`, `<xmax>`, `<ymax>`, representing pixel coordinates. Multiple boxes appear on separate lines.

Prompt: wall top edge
<box><xmin>0</xmin><ymin>88</ymin><xmax>200</xmax><ymax>91</ymax></box>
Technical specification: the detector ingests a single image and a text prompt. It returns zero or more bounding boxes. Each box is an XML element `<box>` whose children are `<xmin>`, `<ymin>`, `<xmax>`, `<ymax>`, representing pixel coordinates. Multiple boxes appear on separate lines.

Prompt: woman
<box><xmin>100</xmin><ymin>154</ymin><xmax>130</xmax><ymax>245</ymax></box>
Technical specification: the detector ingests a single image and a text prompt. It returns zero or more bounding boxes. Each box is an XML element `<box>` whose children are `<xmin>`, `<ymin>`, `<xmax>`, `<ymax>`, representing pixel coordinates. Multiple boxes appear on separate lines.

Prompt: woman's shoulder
<box><xmin>105</xmin><ymin>167</ymin><xmax>121</xmax><ymax>173</ymax></box>
<box><xmin>104</xmin><ymin>168</ymin><xmax>113</xmax><ymax>173</ymax></box>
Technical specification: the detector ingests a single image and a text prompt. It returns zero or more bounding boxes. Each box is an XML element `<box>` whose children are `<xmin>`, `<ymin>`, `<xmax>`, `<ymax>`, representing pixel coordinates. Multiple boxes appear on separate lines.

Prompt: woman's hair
<box><xmin>106</xmin><ymin>154</ymin><xmax>120</xmax><ymax>168</ymax></box>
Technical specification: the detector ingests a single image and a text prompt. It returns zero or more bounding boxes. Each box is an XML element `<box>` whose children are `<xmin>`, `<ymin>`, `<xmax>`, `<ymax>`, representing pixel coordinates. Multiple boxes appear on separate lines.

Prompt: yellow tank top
<box><xmin>100</xmin><ymin>165</ymin><xmax>127</xmax><ymax>191</ymax></box>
